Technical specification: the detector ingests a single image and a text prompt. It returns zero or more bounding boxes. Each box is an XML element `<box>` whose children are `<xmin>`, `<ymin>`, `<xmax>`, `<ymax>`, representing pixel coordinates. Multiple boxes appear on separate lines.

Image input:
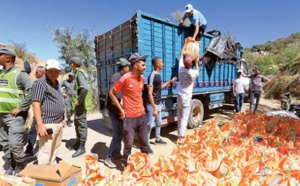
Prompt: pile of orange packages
<box><xmin>83</xmin><ymin>111</ymin><xmax>300</xmax><ymax>185</ymax></box>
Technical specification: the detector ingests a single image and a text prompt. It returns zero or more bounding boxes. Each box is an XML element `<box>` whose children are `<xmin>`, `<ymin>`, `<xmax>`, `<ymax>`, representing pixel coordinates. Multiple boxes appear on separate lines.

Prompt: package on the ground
<box><xmin>18</xmin><ymin>161</ymin><xmax>82</xmax><ymax>186</ymax></box>
<box><xmin>0</xmin><ymin>174</ymin><xmax>36</xmax><ymax>186</ymax></box>
<box><xmin>183</xmin><ymin>37</ymin><xmax>200</xmax><ymax>60</ymax></box>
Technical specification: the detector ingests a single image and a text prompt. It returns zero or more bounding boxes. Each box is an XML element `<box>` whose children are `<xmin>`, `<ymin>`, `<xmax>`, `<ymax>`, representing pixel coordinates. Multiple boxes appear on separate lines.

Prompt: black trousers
<box><xmin>189</xmin><ymin>24</ymin><xmax>207</xmax><ymax>41</ymax></box>
<box><xmin>123</xmin><ymin>114</ymin><xmax>151</xmax><ymax>164</ymax></box>
<box><xmin>250</xmin><ymin>91</ymin><xmax>262</xmax><ymax>112</ymax></box>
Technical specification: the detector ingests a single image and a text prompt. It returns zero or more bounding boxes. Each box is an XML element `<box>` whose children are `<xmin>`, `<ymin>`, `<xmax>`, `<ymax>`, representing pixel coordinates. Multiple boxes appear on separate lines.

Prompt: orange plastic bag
<box><xmin>183</xmin><ymin>37</ymin><xmax>200</xmax><ymax>60</ymax></box>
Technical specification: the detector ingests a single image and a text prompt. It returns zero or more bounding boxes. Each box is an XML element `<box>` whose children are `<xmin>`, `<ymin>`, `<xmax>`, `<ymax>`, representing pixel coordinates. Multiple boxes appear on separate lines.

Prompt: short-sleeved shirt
<box><xmin>147</xmin><ymin>71</ymin><xmax>162</xmax><ymax>105</ymax></box>
<box><xmin>233</xmin><ymin>78</ymin><xmax>245</xmax><ymax>94</ymax></box>
<box><xmin>249</xmin><ymin>74</ymin><xmax>267</xmax><ymax>92</ymax></box>
<box><xmin>183</xmin><ymin>8</ymin><xmax>207</xmax><ymax>26</ymax></box>
<box><xmin>61</xmin><ymin>79</ymin><xmax>75</xmax><ymax>101</ymax></box>
<box><xmin>32</xmin><ymin>75</ymin><xmax>65</xmax><ymax>124</ymax></box>
<box><xmin>113</xmin><ymin>72</ymin><xmax>145</xmax><ymax>118</ymax></box>
<box><xmin>177</xmin><ymin>57</ymin><xmax>199</xmax><ymax>103</ymax></box>
<box><xmin>106</xmin><ymin>71</ymin><xmax>123</xmax><ymax>117</ymax></box>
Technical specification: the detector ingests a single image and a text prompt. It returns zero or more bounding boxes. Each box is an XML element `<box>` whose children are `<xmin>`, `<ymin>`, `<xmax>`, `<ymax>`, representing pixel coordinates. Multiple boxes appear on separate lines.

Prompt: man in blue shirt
<box><xmin>180</xmin><ymin>4</ymin><xmax>207</xmax><ymax>41</ymax></box>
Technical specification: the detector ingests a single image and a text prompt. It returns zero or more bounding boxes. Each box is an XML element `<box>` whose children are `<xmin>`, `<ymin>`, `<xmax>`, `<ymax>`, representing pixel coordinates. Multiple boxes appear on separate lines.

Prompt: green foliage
<box><xmin>171</xmin><ymin>10</ymin><xmax>190</xmax><ymax>26</ymax></box>
<box><xmin>249</xmin><ymin>32</ymin><xmax>300</xmax><ymax>53</ymax></box>
<box><xmin>51</xmin><ymin>27</ymin><xmax>94</xmax><ymax>73</ymax></box>
<box><xmin>51</xmin><ymin>27</ymin><xmax>98</xmax><ymax>111</ymax></box>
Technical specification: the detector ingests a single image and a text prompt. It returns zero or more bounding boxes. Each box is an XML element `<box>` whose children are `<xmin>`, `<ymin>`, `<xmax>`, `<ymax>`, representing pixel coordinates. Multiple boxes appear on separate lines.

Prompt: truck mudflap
<box><xmin>209</xmin><ymin>93</ymin><xmax>225</xmax><ymax>109</ymax></box>
<box><xmin>208</xmin><ymin>101</ymin><xmax>223</xmax><ymax>109</ymax></box>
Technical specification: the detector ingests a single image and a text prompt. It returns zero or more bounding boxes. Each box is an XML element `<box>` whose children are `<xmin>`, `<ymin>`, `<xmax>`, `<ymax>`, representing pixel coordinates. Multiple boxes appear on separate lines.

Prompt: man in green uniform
<box><xmin>61</xmin><ymin>72</ymin><xmax>75</xmax><ymax>127</ymax></box>
<box><xmin>70</xmin><ymin>57</ymin><xmax>89</xmax><ymax>158</ymax></box>
<box><xmin>0</xmin><ymin>47</ymin><xmax>33</xmax><ymax>175</ymax></box>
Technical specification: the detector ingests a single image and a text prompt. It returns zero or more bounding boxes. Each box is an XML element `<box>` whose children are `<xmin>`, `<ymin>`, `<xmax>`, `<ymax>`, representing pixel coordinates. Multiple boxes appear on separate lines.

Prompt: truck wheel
<box><xmin>101</xmin><ymin>109</ymin><xmax>113</xmax><ymax>129</ymax></box>
<box><xmin>188</xmin><ymin>99</ymin><xmax>204</xmax><ymax>129</ymax></box>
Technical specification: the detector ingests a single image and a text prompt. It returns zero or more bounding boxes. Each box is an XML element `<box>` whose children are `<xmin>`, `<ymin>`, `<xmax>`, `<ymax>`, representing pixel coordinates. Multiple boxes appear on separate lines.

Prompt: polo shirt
<box><xmin>113</xmin><ymin>72</ymin><xmax>145</xmax><ymax>118</ymax></box>
<box><xmin>32</xmin><ymin>75</ymin><xmax>65</xmax><ymax>124</ymax></box>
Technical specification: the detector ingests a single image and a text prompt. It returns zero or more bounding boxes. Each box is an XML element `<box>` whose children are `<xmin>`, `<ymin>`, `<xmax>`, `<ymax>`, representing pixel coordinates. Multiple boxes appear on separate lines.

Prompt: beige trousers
<box><xmin>38</xmin><ymin>123</ymin><xmax>63</xmax><ymax>164</ymax></box>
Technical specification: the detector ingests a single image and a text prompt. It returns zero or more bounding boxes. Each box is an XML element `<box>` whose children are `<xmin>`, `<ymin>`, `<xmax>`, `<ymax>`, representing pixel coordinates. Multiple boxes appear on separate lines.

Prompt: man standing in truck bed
<box><xmin>109</xmin><ymin>52</ymin><xmax>153</xmax><ymax>167</ymax></box>
<box><xmin>180</xmin><ymin>4</ymin><xmax>207</xmax><ymax>41</ymax></box>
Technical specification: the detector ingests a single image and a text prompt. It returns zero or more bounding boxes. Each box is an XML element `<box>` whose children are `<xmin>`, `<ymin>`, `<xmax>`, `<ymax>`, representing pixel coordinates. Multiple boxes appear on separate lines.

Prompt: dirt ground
<box><xmin>0</xmin><ymin>95</ymin><xmax>281</xmax><ymax>177</ymax></box>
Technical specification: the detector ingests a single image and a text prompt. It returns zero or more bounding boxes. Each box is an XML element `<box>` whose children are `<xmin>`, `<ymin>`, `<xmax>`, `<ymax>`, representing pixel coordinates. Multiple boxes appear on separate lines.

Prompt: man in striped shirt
<box><xmin>32</xmin><ymin>59</ymin><xmax>66</xmax><ymax>164</ymax></box>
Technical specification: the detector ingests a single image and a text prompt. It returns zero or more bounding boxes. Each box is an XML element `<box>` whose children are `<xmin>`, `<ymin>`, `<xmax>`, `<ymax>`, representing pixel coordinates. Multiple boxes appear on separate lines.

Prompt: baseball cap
<box><xmin>253</xmin><ymin>66</ymin><xmax>260</xmax><ymax>71</ymax></box>
<box><xmin>237</xmin><ymin>69</ymin><xmax>242</xmax><ymax>73</ymax></box>
<box><xmin>69</xmin><ymin>57</ymin><xmax>82</xmax><ymax>66</ymax></box>
<box><xmin>185</xmin><ymin>4</ymin><xmax>194</xmax><ymax>13</ymax></box>
<box><xmin>46</xmin><ymin>59</ymin><xmax>61</xmax><ymax>70</ymax></box>
<box><xmin>117</xmin><ymin>58</ymin><xmax>131</xmax><ymax>67</ymax></box>
<box><xmin>128</xmin><ymin>52</ymin><xmax>148</xmax><ymax>64</ymax></box>
<box><xmin>0</xmin><ymin>47</ymin><xmax>16</xmax><ymax>57</ymax></box>
<box><xmin>241</xmin><ymin>58</ymin><xmax>246</xmax><ymax>62</ymax></box>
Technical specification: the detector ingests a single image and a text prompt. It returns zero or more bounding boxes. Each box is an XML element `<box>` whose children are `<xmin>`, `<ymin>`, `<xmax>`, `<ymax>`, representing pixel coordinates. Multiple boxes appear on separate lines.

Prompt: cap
<box><xmin>117</xmin><ymin>58</ymin><xmax>131</xmax><ymax>67</ymax></box>
<box><xmin>185</xmin><ymin>4</ymin><xmax>194</xmax><ymax>13</ymax></box>
<box><xmin>0</xmin><ymin>47</ymin><xmax>16</xmax><ymax>57</ymax></box>
<box><xmin>253</xmin><ymin>66</ymin><xmax>260</xmax><ymax>71</ymax></box>
<box><xmin>237</xmin><ymin>69</ymin><xmax>242</xmax><ymax>73</ymax></box>
<box><xmin>128</xmin><ymin>52</ymin><xmax>148</xmax><ymax>64</ymax></box>
<box><xmin>241</xmin><ymin>58</ymin><xmax>246</xmax><ymax>62</ymax></box>
<box><xmin>46</xmin><ymin>59</ymin><xmax>61</xmax><ymax>70</ymax></box>
<box><xmin>69</xmin><ymin>57</ymin><xmax>82</xmax><ymax>66</ymax></box>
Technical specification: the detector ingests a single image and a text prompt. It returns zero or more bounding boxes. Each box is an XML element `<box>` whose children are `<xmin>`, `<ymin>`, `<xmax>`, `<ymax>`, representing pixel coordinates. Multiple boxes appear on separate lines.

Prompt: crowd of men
<box><xmin>0</xmin><ymin>47</ymin><xmax>90</xmax><ymax>175</ymax></box>
<box><xmin>0</xmin><ymin>4</ymin><xmax>270</xmax><ymax>174</ymax></box>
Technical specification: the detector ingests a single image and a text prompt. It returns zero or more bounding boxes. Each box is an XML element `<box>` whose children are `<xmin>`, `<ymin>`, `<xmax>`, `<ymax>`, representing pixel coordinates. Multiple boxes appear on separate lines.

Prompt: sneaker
<box><xmin>104</xmin><ymin>157</ymin><xmax>116</xmax><ymax>168</ymax></box>
<box><xmin>147</xmin><ymin>148</ymin><xmax>154</xmax><ymax>155</ymax></box>
<box><xmin>155</xmin><ymin>139</ymin><xmax>167</xmax><ymax>145</ymax></box>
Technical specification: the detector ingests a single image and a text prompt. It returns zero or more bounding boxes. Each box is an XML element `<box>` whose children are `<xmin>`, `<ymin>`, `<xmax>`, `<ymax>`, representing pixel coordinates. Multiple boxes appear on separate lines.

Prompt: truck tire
<box><xmin>101</xmin><ymin>109</ymin><xmax>113</xmax><ymax>129</ymax></box>
<box><xmin>188</xmin><ymin>99</ymin><xmax>204</xmax><ymax>129</ymax></box>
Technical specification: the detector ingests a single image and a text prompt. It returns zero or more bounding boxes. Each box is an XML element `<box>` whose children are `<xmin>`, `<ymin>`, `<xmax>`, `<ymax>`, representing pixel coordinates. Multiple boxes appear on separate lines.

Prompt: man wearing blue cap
<box><xmin>249</xmin><ymin>66</ymin><xmax>270</xmax><ymax>112</ymax></box>
<box><xmin>0</xmin><ymin>47</ymin><xmax>33</xmax><ymax>175</ymax></box>
<box><xmin>180</xmin><ymin>4</ymin><xmax>207</xmax><ymax>41</ymax></box>
<box><xmin>61</xmin><ymin>72</ymin><xmax>75</xmax><ymax>127</ymax></box>
<box><xmin>104</xmin><ymin>58</ymin><xmax>130</xmax><ymax>168</ymax></box>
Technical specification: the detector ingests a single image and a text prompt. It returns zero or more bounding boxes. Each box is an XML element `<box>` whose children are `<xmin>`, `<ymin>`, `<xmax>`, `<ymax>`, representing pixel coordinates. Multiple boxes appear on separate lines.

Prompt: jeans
<box><xmin>123</xmin><ymin>114</ymin><xmax>151</xmax><ymax>165</ymax></box>
<box><xmin>147</xmin><ymin>103</ymin><xmax>162</xmax><ymax>143</ymax></box>
<box><xmin>250</xmin><ymin>91</ymin><xmax>262</xmax><ymax>112</ymax></box>
<box><xmin>177</xmin><ymin>95</ymin><xmax>192</xmax><ymax>138</ymax></box>
<box><xmin>235</xmin><ymin>93</ymin><xmax>245</xmax><ymax>112</ymax></box>
<box><xmin>107</xmin><ymin>113</ymin><xmax>123</xmax><ymax>158</ymax></box>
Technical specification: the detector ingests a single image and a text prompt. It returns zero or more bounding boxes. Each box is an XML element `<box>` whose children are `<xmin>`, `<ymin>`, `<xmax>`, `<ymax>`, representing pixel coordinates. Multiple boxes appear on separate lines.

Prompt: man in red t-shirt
<box><xmin>109</xmin><ymin>52</ymin><xmax>153</xmax><ymax>167</ymax></box>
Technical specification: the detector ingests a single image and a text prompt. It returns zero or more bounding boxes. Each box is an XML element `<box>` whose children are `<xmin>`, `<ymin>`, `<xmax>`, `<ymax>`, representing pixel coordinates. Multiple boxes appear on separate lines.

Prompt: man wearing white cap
<box><xmin>31</xmin><ymin>59</ymin><xmax>66</xmax><ymax>164</ymax></box>
<box><xmin>0</xmin><ymin>47</ymin><xmax>33</xmax><ymax>175</ymax></box>
<box><xmin>180</xmin><ymin>4</ymin><xmax>207</xmax><ymax>41</ymax></box>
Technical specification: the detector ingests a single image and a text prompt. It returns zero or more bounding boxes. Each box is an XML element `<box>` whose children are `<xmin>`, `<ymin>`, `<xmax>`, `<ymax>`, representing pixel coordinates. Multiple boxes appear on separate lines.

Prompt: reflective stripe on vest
<box><xmin>0</xmin><ymin>67</ymin><xmax>24</xmax><ymax>113</ymax></box>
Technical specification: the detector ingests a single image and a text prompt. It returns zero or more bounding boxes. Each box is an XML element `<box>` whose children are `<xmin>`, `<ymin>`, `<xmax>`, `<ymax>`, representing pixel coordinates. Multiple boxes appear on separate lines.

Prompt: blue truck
<box><xmin>95</xmin><ymin>11</ymin><xmax>249</xmax><ymax>129</ymax></box>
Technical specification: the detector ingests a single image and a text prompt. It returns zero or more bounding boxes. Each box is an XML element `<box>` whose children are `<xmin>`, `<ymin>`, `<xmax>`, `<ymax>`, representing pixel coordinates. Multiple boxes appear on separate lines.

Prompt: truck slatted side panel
<box><xmin>96</xmin><ymin>11</ymin><xmax>240</xmax><ymax>111</ymax></box>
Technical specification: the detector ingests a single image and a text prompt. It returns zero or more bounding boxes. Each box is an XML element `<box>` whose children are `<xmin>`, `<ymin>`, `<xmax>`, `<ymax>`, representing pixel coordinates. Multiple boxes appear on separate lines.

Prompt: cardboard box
<box><xmin>18</xmin><ymin>161</ymin><xmax>82</xmax><ymax>186</ymax></box>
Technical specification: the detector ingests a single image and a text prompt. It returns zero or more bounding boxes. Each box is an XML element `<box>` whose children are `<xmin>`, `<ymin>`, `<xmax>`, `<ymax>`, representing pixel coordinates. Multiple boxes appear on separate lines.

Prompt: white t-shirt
<box><xmin>233</xmin><ymin>78</ymin><xmax>245</xmax><ymax>94</ymax></box>
<box><xmin>177</xmin><ymin>57</ymin><xmax>199</xmax><ymax>105</ymax></box>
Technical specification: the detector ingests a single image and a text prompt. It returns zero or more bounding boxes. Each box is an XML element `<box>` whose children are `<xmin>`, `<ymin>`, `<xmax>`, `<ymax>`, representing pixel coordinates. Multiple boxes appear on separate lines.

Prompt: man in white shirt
<box><xmin>232</xmin><ymin>70</ymin><xmax>245</xmax><ymax>112</ymax></box>
<box><xmin>177</xmin><ymin>54</ymin><xmax>199</xmax><ymax>144</ymax></box>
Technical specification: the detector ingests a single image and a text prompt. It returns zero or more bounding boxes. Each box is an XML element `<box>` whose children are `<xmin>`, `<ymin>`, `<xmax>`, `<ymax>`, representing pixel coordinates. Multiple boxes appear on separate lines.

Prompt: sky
<box><xmin>1</xmin><ymin>0</ymin><xmax>299</xmax><ymax>63</ymax></box>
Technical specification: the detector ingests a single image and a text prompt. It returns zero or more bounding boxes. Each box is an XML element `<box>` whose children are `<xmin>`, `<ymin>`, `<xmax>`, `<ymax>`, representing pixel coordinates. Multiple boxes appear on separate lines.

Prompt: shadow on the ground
<box><xmin>62</xmin><ymin>138</ymin><xmax>78</xmax><ymax>149</ymax></box>
<box><xmin>87</xmin><ymin>118</ymin><xmax>113</xmax><ymax>137</ymax></box>
<box><xmin>90</xmin><ymin>141</ymin><xmax>109</xmax><ymax>161</ymax></box>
